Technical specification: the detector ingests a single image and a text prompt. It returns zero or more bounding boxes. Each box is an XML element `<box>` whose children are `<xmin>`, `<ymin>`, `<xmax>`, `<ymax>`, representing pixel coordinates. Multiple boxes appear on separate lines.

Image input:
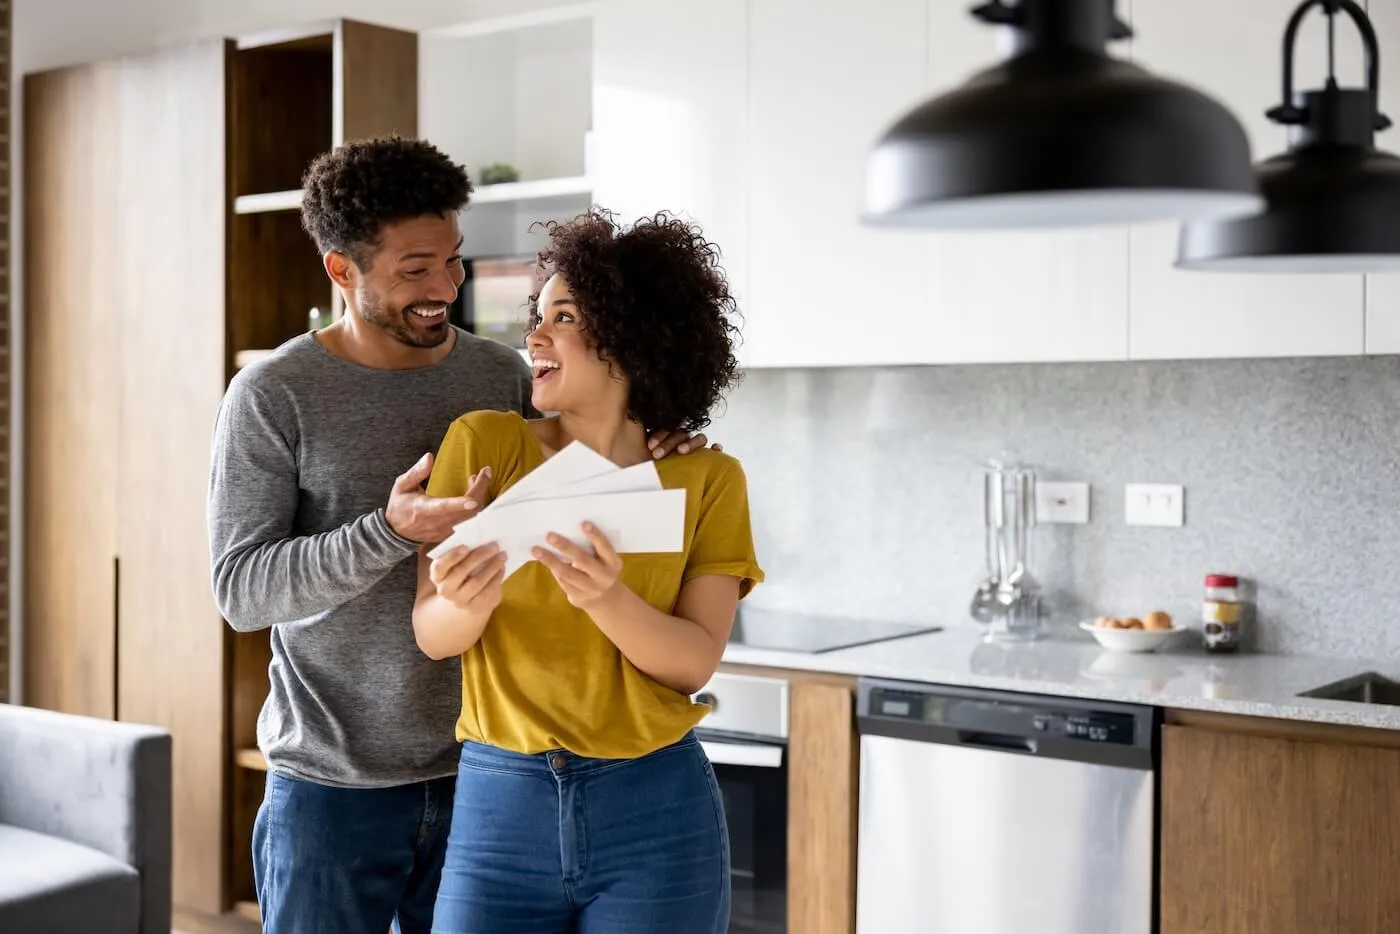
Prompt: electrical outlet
<box><xmin>1125</xmin><ymin>483</ymin><xmax>1185</xmax><ymax>527</ymax></box>
<box><xmin>1035</xmin><ymin>481</ymin><xmax>1091</xmax><ymax>524</ymax></box>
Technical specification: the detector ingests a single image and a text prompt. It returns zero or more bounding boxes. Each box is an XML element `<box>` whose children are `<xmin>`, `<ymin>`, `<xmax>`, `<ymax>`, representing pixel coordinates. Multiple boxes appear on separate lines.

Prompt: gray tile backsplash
<box><xmin>710</xmin><ymin>356</ymin><xmax>1400</xmax><ymax>660</ymax></box>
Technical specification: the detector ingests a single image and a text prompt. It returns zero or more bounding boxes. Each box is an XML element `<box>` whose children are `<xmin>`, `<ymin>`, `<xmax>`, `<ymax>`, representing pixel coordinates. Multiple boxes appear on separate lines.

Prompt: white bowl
<box><xmin>1078</xmin><ymin>620</ymin><xmax>1180</xmax><ymax>653</ymax></box>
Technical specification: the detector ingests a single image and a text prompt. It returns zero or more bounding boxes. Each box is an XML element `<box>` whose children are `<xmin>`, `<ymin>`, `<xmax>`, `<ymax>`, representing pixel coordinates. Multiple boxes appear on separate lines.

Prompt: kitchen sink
<box><xmin>1297</xmin><ymin>672</ymin><xmax>1400</xmax><ymax>706</ymax></box>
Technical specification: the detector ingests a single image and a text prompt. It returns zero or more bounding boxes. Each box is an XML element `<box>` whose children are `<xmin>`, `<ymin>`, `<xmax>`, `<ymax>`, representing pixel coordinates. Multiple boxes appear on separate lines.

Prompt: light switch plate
<box><xmin>1035</xmin><ymin>481</ymin><xmax>1091</xmax><ymax>524</ymax></box>
<box><xmin>1125</xmin><ymin>483</ymin><xmax>1185</xmax><ymax>527</ymax></box>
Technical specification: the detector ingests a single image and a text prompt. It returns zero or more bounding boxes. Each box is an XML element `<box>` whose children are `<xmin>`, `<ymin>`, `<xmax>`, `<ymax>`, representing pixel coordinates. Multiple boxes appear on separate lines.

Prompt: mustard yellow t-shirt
<box><xmin>425</xmin><ymin>409</ymin><xmax>765</xmax><ymax>759</ymax></box>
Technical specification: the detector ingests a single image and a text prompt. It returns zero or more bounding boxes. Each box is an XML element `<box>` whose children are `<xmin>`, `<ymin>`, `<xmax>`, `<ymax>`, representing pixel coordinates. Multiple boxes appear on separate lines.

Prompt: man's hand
<box><xmin>647</xmin><ymin>429</ymin><xmax>720</xmax><ymax>459</ymax></box>
<box><xmin>429</xmin><ymin>542</ymin><xmax>508</xmax><ymax>615</ymax></box>
<box><xmin>386</xmin><ymin>455</ymin><xmax>491</xmax><ymax>544</ymax></box>
<box><xmin>533</xmin><ymin>523</ymin><xmax>625</xmax><ymax>610</ymax></box>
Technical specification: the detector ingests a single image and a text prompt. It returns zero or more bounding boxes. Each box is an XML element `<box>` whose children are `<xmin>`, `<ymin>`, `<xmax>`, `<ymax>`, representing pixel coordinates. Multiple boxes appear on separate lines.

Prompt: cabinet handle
<box><xmin>112</xmin><ymin>555</ymin><xmax>120</xmax><ymax>721</ymax></box>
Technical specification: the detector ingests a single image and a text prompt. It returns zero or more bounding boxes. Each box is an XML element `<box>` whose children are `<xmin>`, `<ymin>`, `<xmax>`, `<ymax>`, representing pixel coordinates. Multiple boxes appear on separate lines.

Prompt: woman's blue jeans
<box><xmin>431</xmin><ymin>731</ymin><xmax>731</xmax><ymax>934</ymax></box>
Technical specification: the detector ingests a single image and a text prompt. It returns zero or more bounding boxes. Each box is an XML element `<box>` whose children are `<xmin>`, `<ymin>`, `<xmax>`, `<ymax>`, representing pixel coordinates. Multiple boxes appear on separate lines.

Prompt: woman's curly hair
<box><xmin>528</xmin><ymin>210</ymin><xmax>742</xmax><ymax>434</ymax></box>
<box><xmin>300</xmin><ymin>136</ymin><xmax>472</xmax><ymax>266</ymax></box>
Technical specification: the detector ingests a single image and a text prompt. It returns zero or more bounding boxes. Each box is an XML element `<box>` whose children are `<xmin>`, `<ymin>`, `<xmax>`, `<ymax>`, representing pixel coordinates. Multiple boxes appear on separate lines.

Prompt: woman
<box><xmin>412</xmin><ymin>209</ymin><xmax>763</xmax><ymax>934</ymax></box>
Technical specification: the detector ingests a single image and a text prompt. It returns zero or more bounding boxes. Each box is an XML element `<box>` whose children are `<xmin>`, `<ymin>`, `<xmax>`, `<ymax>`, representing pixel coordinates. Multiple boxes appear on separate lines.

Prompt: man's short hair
<box><xmin>300</xmin><ymin>135</ymin><xmax>473</xmax><ymax>266</ymax></box>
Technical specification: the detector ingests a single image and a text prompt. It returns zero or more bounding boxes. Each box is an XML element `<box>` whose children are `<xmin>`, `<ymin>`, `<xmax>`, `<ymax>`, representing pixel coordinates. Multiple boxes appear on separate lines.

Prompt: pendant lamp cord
<box><xmin>1326</xmin><ymin>5</ymin><xmax>1336</xmax><ymax>87</ymax></box>
<box><xmin>1268</xmin><ymin>0</ymin><xmax>1385</xmax><ymax>128</ymax></box>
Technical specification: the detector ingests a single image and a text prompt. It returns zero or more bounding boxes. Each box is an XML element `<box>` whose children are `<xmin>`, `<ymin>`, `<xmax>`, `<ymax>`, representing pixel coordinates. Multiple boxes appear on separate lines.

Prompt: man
<box><xmin>207</xmin><ymin>136</ymin><xmax>709</xmax><ymax>934</ymax></box>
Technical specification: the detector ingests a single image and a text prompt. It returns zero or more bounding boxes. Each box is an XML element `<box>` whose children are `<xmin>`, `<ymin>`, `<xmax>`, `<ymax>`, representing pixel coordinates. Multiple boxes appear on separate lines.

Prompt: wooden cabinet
<box><xmin>23</xmin><ymin>58</ymin><xmax>124</xmax><ymax>722</ymax></box>
<box><xmin>114</xmin><ymin>40</ymin><xmax>232</xmax><ymax>914</ymax></box>
<box><xmin>1127</xmin><ymin>0</ymin><xmax>1366</xmax><ymax>360</ymax></box>
<box><xmin>921</xmin><ymin>1</ymin><xmax>1130</xmax><ymax>364</ymax></box>
<box><xmin>716</xmin><ymin>663</ymin><xmax>858</xmax><ymax>934</ymax></box>
<box><xmin>1160</xmin><ymin>713</ymin><xmax>1400</xmax><ymax>934</ymax></box>
<box><xmin>22</xmin><ymin>20</ymin><xmax>417</xmax><ymax>918</ymax></box>
<box><xmin>788</xmin><ymin>679</ymin><xmax>858</xmax><ymax>934</ymax></box>
<box><xmin>1364</xmin><ymin>0</ymin><xmax>1400</xmax><ymax>353</ymax></box>
<box><xmin>25</xmin><ymin>40</ymin><xmax>230</xmax><ymax>909</ymax></box>
<box><xmin>590</xmin><ymin>0</ymin><xmax>751</xmax><ymax>334</ymax></box>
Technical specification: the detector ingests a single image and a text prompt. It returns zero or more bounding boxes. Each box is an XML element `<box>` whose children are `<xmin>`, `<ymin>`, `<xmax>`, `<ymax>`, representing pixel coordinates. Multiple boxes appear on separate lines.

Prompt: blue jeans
<box><xmin>432</xmin><ymin>731</ymin><xmax>731</xmax><ymax>934</ymax></box>
<box><xmin>252</xmin><ymin>770</ymin><xmax>456</xmax><ymax>934</ymax></box>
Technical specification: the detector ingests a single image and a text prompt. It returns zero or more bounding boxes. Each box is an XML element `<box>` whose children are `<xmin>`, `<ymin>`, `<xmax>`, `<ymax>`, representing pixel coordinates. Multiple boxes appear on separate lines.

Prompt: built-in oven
<box><xmin>448</xmin><ymin>254</ymin><xmax>536</xmax><ymax>348</ymax></box>
<box><xmin>693</xmin><ymin>672</ymin><xmax>789</xmax><ymax>934</ymax></box>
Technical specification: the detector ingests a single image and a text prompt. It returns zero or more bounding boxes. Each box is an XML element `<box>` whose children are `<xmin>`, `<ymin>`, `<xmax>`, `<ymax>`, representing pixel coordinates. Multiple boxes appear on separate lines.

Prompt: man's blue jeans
<box><xmin>431</xmin><ymin>730</ymin><xmax>731</xmax><ymax>934</ymax></box>
<box><xmin>252</xmin><ymin>770</ymin><xmax>456</xmax><ymax>934</ymax></box>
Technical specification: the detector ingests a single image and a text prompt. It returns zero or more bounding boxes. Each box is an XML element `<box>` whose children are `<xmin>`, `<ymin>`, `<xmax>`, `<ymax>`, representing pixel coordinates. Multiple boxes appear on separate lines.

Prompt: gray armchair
<box><xmin>0</xmin><ymin>703</ymin><xmax>172</xmax><ymax>934</ymax></box>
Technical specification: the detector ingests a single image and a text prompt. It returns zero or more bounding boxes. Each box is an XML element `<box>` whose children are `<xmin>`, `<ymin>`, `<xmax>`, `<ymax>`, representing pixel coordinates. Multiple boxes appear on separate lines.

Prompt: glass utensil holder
<box><xmin>975</xmin><ymin>462</ymin><xmax>1044</xmax><ymax>643</ymax></box>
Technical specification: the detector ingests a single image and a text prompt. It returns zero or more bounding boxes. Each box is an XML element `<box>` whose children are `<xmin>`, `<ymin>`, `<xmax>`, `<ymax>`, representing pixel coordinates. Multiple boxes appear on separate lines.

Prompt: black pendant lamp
<box><xmin>1176</xmin><ymin>0</ymin><xmax>1400</xmax><ymax>272</ymax></box>
<box><xmin>861</xmin><ymin>0</ymin><xmax>1263</xmax><ymax>230</ymax></box>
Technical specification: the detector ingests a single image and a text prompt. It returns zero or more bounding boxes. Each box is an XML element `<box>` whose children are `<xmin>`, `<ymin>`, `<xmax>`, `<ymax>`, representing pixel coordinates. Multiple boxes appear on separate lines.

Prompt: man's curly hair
<box><xmin>529</xmin><ymin>210</ymin><xmax>742</xmax><ymax>434</ymax></box>
<box><xmin>300</xmin><ymin>136</ymin><xmax>473</xmax><ymax>266</ymax></box>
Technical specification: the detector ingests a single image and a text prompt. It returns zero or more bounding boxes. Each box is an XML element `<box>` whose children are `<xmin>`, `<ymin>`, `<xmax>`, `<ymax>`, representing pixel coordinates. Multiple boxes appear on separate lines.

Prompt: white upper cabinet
<box><xmin>917</xmin><ymin>2</ymin><xmax>1130</xmax><ymax>364</ymax></box>
<box><xmin>590</xmin><ymin>0</ymin><xmax>1379</xmax><ymax>367</ymax></box>
<box><xmin>590</xmin><ymin>0</ymin><xmax>751</xmax><ymax>313</ymax></box>
<box><xmin>743</xmin><ymin>0</ymin><xmax>929</xmax><ymax>368</ymax></box>
<box><xmin>422</xmin><ymin>13</ymin><xmax>595</xmax><ymax>259</ymax></box>
<box><xmin>1364</xmin><ymin>0</ymin><xmax>1400</xmax><ymax>353</ymax></box>
<box><xmin>1127</xmin><ymin>0</ymin><xmax>1366</xmax><ymax>360</ymax></box>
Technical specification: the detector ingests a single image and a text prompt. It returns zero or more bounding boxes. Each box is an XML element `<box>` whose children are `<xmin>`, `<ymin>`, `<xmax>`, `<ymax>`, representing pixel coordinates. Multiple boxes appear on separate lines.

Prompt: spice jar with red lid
<box><xmin>1202</xmin><ymin>574</ymin><xmax>1242</xmax><ymax>653</ymax></box>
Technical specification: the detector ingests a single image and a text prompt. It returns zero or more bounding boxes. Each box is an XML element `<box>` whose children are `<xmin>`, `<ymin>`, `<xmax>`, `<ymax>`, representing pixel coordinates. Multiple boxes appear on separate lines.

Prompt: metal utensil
<box><xmin>971</xmin><ymin>464</ymin><xmax>1005</xmax><ymax>624</ymax></box>
<box><xmin>980</xmin><ymin>463</ymin><xmax>1044</xmax><ymax>642</ymax></box>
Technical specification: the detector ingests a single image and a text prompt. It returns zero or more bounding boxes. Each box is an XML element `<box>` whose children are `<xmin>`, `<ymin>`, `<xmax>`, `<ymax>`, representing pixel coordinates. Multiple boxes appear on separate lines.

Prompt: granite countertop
<box><xmin>719</xmin><ymin>614</ymin><xmax>1400</xmax><ymax>731</ymax></box>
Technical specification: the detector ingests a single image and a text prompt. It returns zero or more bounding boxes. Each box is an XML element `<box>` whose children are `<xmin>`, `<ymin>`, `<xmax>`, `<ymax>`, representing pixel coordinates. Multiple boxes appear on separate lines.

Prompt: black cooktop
<box><xmin>728</xmin><ymin>608</ymin><xmax>942</xmax><ymax>655</ymax></box>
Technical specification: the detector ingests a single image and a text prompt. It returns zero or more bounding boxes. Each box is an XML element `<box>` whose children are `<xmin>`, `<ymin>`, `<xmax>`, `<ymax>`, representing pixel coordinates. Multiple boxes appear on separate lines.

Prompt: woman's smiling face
<box><xmin>525</xmin><ymin>274</ymin><xmax>626</xmax><ymax>415</ymax></box>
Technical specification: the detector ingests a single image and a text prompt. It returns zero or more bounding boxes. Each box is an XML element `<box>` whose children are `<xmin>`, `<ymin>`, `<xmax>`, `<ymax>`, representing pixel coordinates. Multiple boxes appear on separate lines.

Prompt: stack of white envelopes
<box><xmin>426</xmin><ymin>442</ymin><xmax>687</xmax><ymax>578</ymax></box>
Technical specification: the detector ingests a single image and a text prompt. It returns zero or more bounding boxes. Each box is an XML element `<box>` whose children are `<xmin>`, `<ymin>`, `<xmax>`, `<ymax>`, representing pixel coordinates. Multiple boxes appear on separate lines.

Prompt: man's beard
<box><xmin>358</xmin><ymin>289</ymin><xmax>450</xmax><ymax>348</ymax></box>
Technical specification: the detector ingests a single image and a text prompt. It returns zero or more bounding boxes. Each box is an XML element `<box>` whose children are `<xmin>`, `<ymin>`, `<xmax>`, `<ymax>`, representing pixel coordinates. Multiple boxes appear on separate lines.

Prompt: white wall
<box><xmin>6</xmin><ymin>0</ymin><xmax>572</xmax><ymax>702</ymax></box>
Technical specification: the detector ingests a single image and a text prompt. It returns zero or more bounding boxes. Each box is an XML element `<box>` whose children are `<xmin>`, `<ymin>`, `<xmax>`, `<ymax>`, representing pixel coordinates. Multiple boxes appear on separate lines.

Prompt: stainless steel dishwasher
<box><xmin>854</xmin><ymin>678</ymin><xmax>1157</xmax><ymax>934</ymax></box>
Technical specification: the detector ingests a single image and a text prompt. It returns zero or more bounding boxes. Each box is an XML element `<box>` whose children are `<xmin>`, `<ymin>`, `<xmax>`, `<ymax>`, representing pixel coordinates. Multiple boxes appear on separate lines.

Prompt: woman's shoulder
<box><xmin>439</xmin><ymin>408</ymin><xmax>537</xmax><ymax>470</ymax></box>
<box><xmin>430</xmin><ymin>409</ymin><xmax>536</xmax><ymax>499</ymax></box>
<box><xmin>665</xmin><ymin>446</ymin><xmax>751</xmax><ymax>496</ymax></box>
<box><xmin>448</xmin><ymin>408</ymin><xmax>532</xmax><ymax>443</ymax></box>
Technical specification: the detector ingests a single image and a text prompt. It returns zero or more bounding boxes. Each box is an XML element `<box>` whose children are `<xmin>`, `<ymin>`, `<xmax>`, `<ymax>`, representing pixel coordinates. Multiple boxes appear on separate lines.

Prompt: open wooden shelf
<box><xmin>221</xmin><ymin>19</ymin><xmax>418</xmax><ymax>915</ymax></box>
<box><xmin>233</xmin><ymin>900</ymin><xmax>262</xmax><ymax>922</ymax></box>
<box><xmin>234</xmin><ymin>189</ymin><xmax>304</xmax><ymax>214</ymax></box>
<box><xmin>233</xmin><ymin>349</ymin><xmax>274</xmax><ymax>370</ymax></box>
<box><xmin>234</xmin><ymin>747</ymin><xmax>268</xmax><ymax>771</ymax></box>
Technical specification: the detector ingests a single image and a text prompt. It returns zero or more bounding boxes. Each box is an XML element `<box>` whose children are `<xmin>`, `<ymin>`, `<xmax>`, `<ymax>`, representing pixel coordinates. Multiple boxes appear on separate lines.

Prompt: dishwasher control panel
<box><xmin>1053</xmin><ymin>712</ymin><xmax>1137</xmax><ymax>745</ymax></box>
<box><xmin>865</xmin><ymin>684</ymin><xmax>1145</xmax><ymax>748</ymax></box>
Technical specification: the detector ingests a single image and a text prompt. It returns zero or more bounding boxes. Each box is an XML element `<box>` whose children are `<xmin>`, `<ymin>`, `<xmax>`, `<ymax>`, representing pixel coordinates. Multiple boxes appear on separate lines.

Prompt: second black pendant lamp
<box><xmin>861</xmin><ymin>0</ymin><xmax>1263</xmax><ymax>229</ymax></box>
<box><xmin>1176</xmin><ymin>0</ymin><xmax>1400</xmax><ymax>272</ymax></box>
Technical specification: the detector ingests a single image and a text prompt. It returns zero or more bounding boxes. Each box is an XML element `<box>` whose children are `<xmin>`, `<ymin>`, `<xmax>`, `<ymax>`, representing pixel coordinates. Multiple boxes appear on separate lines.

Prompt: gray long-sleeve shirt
<box><xmin>208</xmin><ymin>328</ymin><xmax>534</xmax><ymax>787</ymax></box>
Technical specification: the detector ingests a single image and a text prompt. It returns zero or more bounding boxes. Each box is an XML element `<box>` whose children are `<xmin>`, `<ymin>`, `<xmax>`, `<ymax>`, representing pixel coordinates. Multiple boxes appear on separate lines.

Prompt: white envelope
<box><xmin>490</xmin><ymin>441</ymin><xmax>619</xmax><ymax>509</ymax></box>
<box><xmin>431</xmin><ymin>488</ymin><xmax>687</xmax><ymax>577</ymax></box>
<box><xmin>509</xmin><ymin>460</ymin><xmax>663</xmax><ymax>503</ymax></box>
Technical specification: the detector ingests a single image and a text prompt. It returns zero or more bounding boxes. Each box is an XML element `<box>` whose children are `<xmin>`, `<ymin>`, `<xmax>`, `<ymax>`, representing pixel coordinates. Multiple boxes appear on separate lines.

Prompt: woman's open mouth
<box><xmin>532</xmin><ymin>359</ymin><xmax>561</xmax><ymax>382</ymax></box>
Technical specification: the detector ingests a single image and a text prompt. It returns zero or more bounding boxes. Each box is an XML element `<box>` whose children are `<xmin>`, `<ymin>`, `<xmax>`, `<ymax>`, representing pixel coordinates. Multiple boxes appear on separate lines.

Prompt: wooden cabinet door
<box><xmin>1161</xmin><ymin>723</ymin><xmax>1400</xmax><ymax>934</ymax></box>
<box><xmin>789</xmin><ymin>681</ymin><xmax>857</xmax><ymax>934</ymax></box>
<box><xmin>111</xmin><ymin>39</ymin><xmax>231</xmax><ymax>913</ymax></box>
<box><xmin>22</xmin><ymin>61</ymin><xmax>122</xmax><ymax>719</ymax></box>
<box><xmin>336</xmin><ymin>20</ymin><xmax>418</xmax><ymax>144</ymax></box>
